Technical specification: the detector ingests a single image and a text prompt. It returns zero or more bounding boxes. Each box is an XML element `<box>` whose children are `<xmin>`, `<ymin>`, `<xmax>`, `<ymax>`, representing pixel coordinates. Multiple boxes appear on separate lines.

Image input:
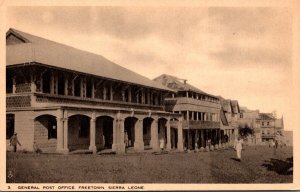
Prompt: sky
<box><xmin>5</xmin><ymin>6</ymin><xmax>295</xmax><ymax>130</ymax></box>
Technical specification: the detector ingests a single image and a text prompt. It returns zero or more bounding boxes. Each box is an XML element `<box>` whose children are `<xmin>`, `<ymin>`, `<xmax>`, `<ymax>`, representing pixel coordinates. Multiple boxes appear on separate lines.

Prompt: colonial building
<box><xmin>219</xmin><ymin>97</ymin><xmax>240</xmax><ymax>147</ymax></box>
<box><xmin>6</xmin><ymin>28</ymin><xmax>183</xmax><ymax>154</ymax></box>
<box><xmin>238</xmin><ymin>106</ymin><xmax>260</xmax><ymax>144</ymax></box>
<box><xmin>153</xmin><ymin>74</ymin><xmax>222</xmax><ymax>151</ymax></box>
<box><xmin>257</xmin><ymin>113</ymin><xmax>277</xmax><ymax>143</ymax></box>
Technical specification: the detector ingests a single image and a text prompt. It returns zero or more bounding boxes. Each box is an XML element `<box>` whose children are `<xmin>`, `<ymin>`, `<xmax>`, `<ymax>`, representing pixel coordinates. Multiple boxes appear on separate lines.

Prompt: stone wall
<box><xmin>9</xmin><ymin>111</ymin><xmax>35</xmax><ymax>151</ymax></box>
<box><xmin>34</xmin><ymin>116</ymin><xmax>57</xmax><ymax>152</ymax></box>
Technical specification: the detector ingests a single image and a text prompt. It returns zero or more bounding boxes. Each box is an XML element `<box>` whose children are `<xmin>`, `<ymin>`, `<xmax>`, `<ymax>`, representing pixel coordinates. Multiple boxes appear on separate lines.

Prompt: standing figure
<box><xmin>124</xmin><ymin>131</ymin><xmax>129</xmax><ymax>147</ymax></box>
<box><xmin>159</xmin><ymin>138</ymin><xmax>165</xmax><ymax>151</ymax></box>
<box><xmin>235</xmin><ymin>137</ymin><xmax>243</xmax><ymax>161</ymax></box>
<box><xmin>10</xmin><ymin>133</ymin><xmax>21</xmax><ymax>152</ymax></box>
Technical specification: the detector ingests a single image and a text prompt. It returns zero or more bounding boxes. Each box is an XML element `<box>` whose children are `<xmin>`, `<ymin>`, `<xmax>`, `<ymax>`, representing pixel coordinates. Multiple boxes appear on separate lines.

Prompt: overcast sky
<box><xmin>6</xmin><ymin>6</ymin><xmax>294</xmax><ymax>130</ymax></box>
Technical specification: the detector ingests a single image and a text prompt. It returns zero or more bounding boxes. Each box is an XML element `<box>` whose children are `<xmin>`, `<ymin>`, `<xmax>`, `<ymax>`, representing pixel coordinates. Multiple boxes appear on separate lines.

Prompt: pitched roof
<box><xmin>219</xmin><ymin>98</ymin><xmax>232</xmax><ymax>113</ymax></box>
<box><xmin>6</xmin><ymin>28</ymin><xmax>172</xmax><ymax>92</ymax></box>
<box><xmin>218</xmin><ymin>97</ymin><xmax>240</xmax><ymax>114</ymax></box>
<box><xmin>220</xmin><ymin>107</ymin><xmax>229</xmax><ymax>126</ymax></box>
<box><xmin>153</xmin><ymin>74</ymin><xmax>218</xmax><ymax>98</ymax></box>
<box><xmin>230</xmin><ymin>100</ymin><xmax>240</xmax><ymax>114</ymax></box>
<box><xmin>258</xmin><ymin>113</ymin><xmax>275</xmax><ymax>120</ymax></box>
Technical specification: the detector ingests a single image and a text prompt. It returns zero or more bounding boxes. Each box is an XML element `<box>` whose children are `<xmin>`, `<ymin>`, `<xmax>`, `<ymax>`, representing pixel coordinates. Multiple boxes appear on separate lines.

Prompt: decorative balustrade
<box><xmin>165</xmin><ymin>97</ymin><xmax>221</xmax><ymax>109</ymax></box>
<box><xmin>182</xmin><ymin>120</ymin><xmax>220</xmax><ymax>129</ymax></box>
<box><xmin>34</xmin><ymin>93</ymin><xmax>164</xmax><ymax>111</ymax></box>
<box><xmin>6</xmin><ymin>95</ymin><xmax>31</xmax><ymax>108</ymax></box>
<box><xmin>15</xmin><ymin>83</ymin><xmax>31</xmax><ymax>93</ymax></box>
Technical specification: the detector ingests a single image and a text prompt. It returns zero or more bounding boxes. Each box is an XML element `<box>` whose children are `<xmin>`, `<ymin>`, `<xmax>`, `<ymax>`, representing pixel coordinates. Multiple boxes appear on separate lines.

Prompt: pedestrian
<box><xmin>124</xmin><ymin>131</ymin><xmax>129</xmax><ymax>147</ymax></box>
<box><xmin>159</xmin><ymin>137</ymin><xmax>165</xmax><ymax>151</ymax></box>
<box><xmin>235</xmin><ymin>137</ymin><xmax>243</xmax><ymax>161</ymax></box>
<box><xmin>10</xmin><ymin>133</ymin><xmax>21</xmax><ymax>152</ymax></box>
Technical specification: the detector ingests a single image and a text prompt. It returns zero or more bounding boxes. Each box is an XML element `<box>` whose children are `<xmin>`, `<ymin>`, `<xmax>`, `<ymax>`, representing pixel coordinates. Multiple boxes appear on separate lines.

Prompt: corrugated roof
<box><xmin>153</xmin><ymin>74</ymin><xmax>218</xmax><ymax>98</ymax></box>
<box><xmin>6</xmin><ymin>28</ymin><xmax>173</xmax><ymax>92</ymax></box>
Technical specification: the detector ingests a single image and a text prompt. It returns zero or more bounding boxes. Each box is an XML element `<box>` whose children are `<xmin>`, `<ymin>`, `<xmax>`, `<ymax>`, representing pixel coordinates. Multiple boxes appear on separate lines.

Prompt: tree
<box><xmin>238</xmin><ymin>124</ymin><xmax>254</xmax><ymax>137</ymax></box>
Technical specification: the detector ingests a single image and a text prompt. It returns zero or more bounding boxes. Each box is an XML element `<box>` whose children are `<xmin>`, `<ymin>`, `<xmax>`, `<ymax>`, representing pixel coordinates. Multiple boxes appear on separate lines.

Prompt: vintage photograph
<box><xmin>2</xmin><ymin>1</ymin><xmax>299</xmax><ymax>190</ymax></box>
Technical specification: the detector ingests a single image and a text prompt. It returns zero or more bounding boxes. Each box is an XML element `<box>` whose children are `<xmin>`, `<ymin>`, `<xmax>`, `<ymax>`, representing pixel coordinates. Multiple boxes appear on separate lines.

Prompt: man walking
<box><xmin>235</xmin><ymin>137</ymin><xmax>243</xmax><ymax>162</ymax></box>
<box><xmin>10</xmin><ymin>133</ymin><xmax>21</xmax><ymax>152</ymax></box>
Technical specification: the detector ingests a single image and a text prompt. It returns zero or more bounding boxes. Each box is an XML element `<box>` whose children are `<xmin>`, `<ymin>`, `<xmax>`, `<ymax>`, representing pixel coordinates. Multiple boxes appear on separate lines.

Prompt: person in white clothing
<box><xmin>159</xmin><ymin>138</ymin><xmax>165</xmax><ymax>151</ymax></box>
<box><xmin>236</xmin><ymin>137</ymin><xmax>243</xmax><ymax>161</ymax></box>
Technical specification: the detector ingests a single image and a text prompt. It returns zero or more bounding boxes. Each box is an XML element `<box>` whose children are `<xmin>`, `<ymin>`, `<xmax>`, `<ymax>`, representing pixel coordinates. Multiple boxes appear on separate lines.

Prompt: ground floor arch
<box><xmin>68</xmin><ymin>114</ymin><xmax>90</xmax><ymax>151</ymax></box>
<box><xmin>96</xmin><ymin>116</ymin><xmax>114</xmax><ymax>150</ymax></box>
<box><xmin>124</xmin><ymin>117</ymin><xmax>138</xmax><ymax>148</ymax></box>
<box><xmin>143</xmin><ymin>117</ymin><xmax>153</xmax><ymax>146</ymax></box>
<box><xmin>34</xmin><ymin>114</ymin><xmax>57</xmax><ymax>152</ymax></box>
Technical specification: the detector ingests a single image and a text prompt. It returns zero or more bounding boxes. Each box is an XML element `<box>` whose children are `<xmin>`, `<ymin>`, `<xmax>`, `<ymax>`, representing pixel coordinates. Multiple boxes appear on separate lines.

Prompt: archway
<box><xmin>34</xmin><ymin>115</ymin><xmax>57</xmax><ymax>152</ymax></box>
<box><xmin>124</xmin><ymin>117</ymin><xmax>138</xmax><ymax>147</ymax></box>
<box><xmin>68</xmin><ymin>115</ymin><xmax>90</xmax><ymax>151</ymax></box>
<box><xmin>143</xmin><ymin>117</ymin><xmax>153</xmax><ymax>146</ymax></box>
<box><xmin>158</xmin><ymin>118</ymin><xmax>167</xmax><ymax>148</ymax></box>
<box><xmin>96</xmin><ymin>116</ymin><xmax>114</xmax><ymax>150</ymax></box>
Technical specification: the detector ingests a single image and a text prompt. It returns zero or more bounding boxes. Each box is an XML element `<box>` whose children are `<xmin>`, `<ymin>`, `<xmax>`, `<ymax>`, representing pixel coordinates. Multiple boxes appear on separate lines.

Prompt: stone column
<box><xmin>200</xmin><ymin>129</ymin><xmax>205</xmax><ymax>150</ymax></box>
<box><xmin>56</xmin><ymin>109</ymin><xmax>64</xmax><ymax>152</ymax></box>
<box><xmin>89</xmin><ymin>113</ymin><xmax>97</xmax><ymax>153</ymax></box>
<box><xmin>63</xmin><ymin>113</ymin><xmax>69</xmax><ymax>152</ymax></box>
<box><xmin>150</xmin><ymin>119</ymin><xmax>159</xmax><ymax>150</ymax></box>
<box><xmin>166</xmin><ymin>118</ymin><xmax>171</xmax><ymax>150</ymax></box>
<box><xmin>215</xmin><ymin>129</ymin><xmax>219</xmax><ymax>150</ymax></box>
<box><xmin>177</xmin><ymin>118</ymin><xmax>184</xmax><ymax>151</ymax></box>
<box><xmin>112</xmin><ymin>119</ymin><xmax>117</xmax><ymax>152</ymax></box>
<box><xmin>117</xmin><ymin>118</ymin><xmax>125</xmax><ymax>154</ymax></box>
<box><xmin>134</xmin><ymin>119</ymin><xmax>144</xmax><ymax>151</ymax></box>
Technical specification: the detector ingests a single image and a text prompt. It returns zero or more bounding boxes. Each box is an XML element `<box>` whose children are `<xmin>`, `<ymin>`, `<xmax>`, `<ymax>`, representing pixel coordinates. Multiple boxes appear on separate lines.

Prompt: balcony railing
<box><xmin>34</xmin><ymin>92</ymin><xmax>164</xmax><ymax>111</ymax></box>
<box><xmin>182</xmin><ymin>120</ymin><xmax>220</xmax><ymax>129</ymax></box>
<box><xmin>165</xmin><ymin>97</ymin><xmax>221</xmax><ymax>111</ymax></box>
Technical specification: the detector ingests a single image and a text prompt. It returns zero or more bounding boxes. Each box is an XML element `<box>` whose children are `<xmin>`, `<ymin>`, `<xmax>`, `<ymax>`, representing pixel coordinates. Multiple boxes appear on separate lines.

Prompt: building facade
<box><xmin>219</xmin><ymin>98</ymin><xmax>240</xmax><ymax>147</ymax></box>
<box><xmin>6</xmin><ymin>28</ymin><xmax>183</xmax><ymax>154</ymax></box>
<box><xmin>154</xmin><ymin>74</ymin><xmax>224</xmax><ymax>151</ymax></box>
<box><xmin>238</xmin><ymin>107</ymin><xmax>260</xmax><ymax>144</ymax></box>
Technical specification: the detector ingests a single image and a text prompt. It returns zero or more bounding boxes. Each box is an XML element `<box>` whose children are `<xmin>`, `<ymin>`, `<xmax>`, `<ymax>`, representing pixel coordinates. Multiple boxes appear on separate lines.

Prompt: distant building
<box><xmin>257</xmin><ymin>113</ymin><xmax>284</xmax><ymax>144</ymax></box>
<box><xmin>219</xmin><ymin>98</ymin><xmax>240</xmax><ymax>146</ymax></box>
<box><xmin>238</xmin><ymin>107</ymin><xmax>260</xmax><ymax>144</ymax></box>
<box><xmin>154</xmin><ymin>74</ymin><xmax>223</xmax><ymax>151</ymax></box>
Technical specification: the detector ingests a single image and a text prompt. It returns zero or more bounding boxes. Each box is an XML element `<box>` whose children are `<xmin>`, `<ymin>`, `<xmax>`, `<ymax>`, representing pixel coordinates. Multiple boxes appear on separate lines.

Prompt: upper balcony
<box><xmin>165</xmin><ymin>97</ymin><xmax>221</xmax><ymax>112</ymax></box>
<box><xmin>182</xmin><ymin>120</ymin><xmax>220</xmax><ymax>129</ymax></box>
<box><xmin>6</xmin><ymin>65</ymin><xmax>168</xmax><ymax>112</ymax></box>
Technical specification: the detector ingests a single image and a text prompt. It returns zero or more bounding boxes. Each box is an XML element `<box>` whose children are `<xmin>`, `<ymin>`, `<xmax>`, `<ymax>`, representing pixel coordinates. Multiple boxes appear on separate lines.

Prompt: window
<box><xmin>262</xmin><ymin>130</ymin><xmax>265</xmax><ymax>135</ymax></box>
<box><xmin>240</xmin><ymin>113</ymin><xmax>243</xmax><ymax>118</ymax></box>
<box><xmin>48</xmin><ymin>125</ymin><xmax>57</xmax><ymax>139</ymax></box>
<box><xmin>267</xmin><ymin>122</ymin><xmax>269</xmax><ymax>126</ymax></box>
<box><xmin>262</xmin><ymin>122</ymin><xmax>264</xmax><ymax>126</ymax></box>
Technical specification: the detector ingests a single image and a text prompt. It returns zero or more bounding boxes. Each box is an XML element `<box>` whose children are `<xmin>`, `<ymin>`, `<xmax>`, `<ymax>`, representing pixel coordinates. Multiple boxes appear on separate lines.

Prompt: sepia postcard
<box><xmin>1</xmin><ymin>0</ymin><xmax>300</xmax><ymax>191</ymax></box>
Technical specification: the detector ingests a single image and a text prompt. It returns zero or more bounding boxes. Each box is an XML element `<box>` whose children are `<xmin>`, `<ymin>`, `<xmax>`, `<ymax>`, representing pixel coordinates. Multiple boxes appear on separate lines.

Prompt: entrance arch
<box><xmin>96</xmin><ymin>116</ymin><xmax>114</xmax><ymax>150</ymax></box>
<box><xmin>158</xmin><ymin>118</ymin><xmax>167</xmax><ymax>147</ymax></box>
<box><xmin>34</xmin><ymin>115</ymin><xmax>57</xmax><ymax>152</ymax></box>
<box><xmin>124</xmin><ymin>117</ymin><xmax>138</xmax><ymax>147</ymax></box>
<box><xmin>68</xmin><ymin>115</ymin><xmax>90</xmax><ymax>151</ymax></box>
<box><xmin>143</xmin><ymin>117</ymin><xmax>153</xmax><ymax>146</ymax></box>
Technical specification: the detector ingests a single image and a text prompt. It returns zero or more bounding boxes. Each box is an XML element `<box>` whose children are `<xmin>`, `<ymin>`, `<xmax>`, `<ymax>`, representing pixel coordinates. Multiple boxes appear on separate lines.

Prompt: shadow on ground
<box><xmin>230</xmin><ymin>157</ymin><xmax>241</xmax><ymax>162</ymax></box>
<box><xmin>262</xmin><ymin>157</ymin><xmax>293</xmax><ymax>175</ymax></box>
